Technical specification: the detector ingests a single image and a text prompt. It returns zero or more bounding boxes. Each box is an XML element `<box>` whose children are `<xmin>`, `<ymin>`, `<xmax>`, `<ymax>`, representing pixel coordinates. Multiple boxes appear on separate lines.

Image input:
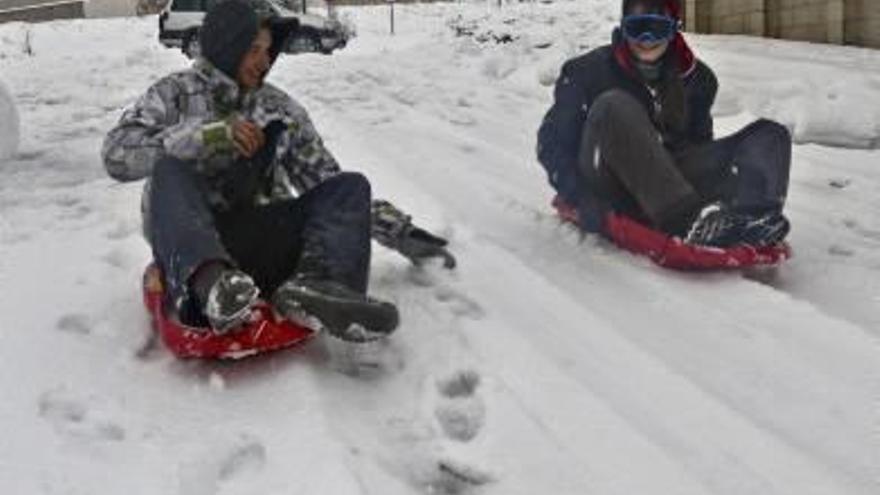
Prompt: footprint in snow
<box><xmin>447</xmin><ymin>113</ymin><xmax>477</xmax><ymax>127</ymax></box>
<box><xmin>178</xmin><ymin>435</ymin><xmax>267</xmax><ymax>495</ymax></box>
<box><xmin>459</xmin><ymin>143</ymin><xmax>478</xmax><ymax>154</ymax></box>
<box><xmin>434</xmin><ymin>369</ymin><xmax>486</xmax><ymax>443</ymax></box>
<box><xmin>433</xmin><ymin>288</ymin><xmax>485</xmax><ymax>321</ymax></box>
<box><xmin>38</xmin><ymin>391</ymin><xmax>126</xmax><ymax>442</ymax></box>
<box><xmin>12</xmin><ymin>150</ymin><xmax>46</xmax><ymax>161</ymax></box>
<box><xmin>56</xmin><ymin>203</ymin><xmax>94</xmax><ymax>221</ymax></box>
<box><xmin>842</xmin><ymin>218</ymin><xmax>880</xmax><ymax>242</ymax></box>
<box><xmin>53</xmin><ymin>194</ymin><xmax>82</xmax><ymax>208</ymax></box>
<box><xmin>217</xmin><ymin>439</ymin><xmax>267</xmax><ymax>482</ymax></box>
<box><xmin>104</xmin><ymin>220</ymin><xmax>140</xmax><ymax>241</ymax></box>
<box><xmin>37</xmin><ymin>95</ymin><xmax>73</xmax><ymax>107</ymax></box>
<box><xmin>324</xmin><ymin>336</ymin><xmax>406</xmax><ymax>379</ymax></box>
<box><xmin>434</xmin><ymin>457</ymin><xmax>495</xmax><ymax>492</ymax></box>
<box><xmin>101</xmin><ymin>247</ymin><xmax>135</xmax><ymax>270</ymax></box>
<box><xmin>829</xmin><ymin>244</ymin><xmax>856</xmax><ymax>257</ymax></box>
<box><xmin>56</xmin><ymin>313</ymin><xmax>93</xmax><ymax>335</ymax></box>
<box><xmin>437</xmin><ymin>369</ymin><xmax>481</xmax><ymax>399</ymax></box>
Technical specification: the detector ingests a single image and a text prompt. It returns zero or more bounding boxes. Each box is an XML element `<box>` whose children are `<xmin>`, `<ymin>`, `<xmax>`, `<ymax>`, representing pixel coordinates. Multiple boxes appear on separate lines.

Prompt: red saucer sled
<box><xmin>552</xmin><ymin>196</ymin><xmax>791</xmax><ymax>270</ymax></box>
<box><xmin>143</xmin><ymin>264</ymin><xmax>315</xmax><ymax>359</ymax></box>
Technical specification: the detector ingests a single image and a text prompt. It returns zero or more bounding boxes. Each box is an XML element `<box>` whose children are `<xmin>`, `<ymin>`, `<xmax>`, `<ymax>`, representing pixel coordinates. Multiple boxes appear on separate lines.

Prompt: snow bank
<box><xmin>754</xmin><ymin>78</ymin><xmax>880</xmax><ymax>149</ymax></box>
<box><xmin>0</xmin><ymin>79</ymin><xmax>19</xmax><ymax>160</ymax></box>
<box><xmin>696</xmin><ymin>36</ymin><xmax>880</xmax><ymax>150</ymax></box>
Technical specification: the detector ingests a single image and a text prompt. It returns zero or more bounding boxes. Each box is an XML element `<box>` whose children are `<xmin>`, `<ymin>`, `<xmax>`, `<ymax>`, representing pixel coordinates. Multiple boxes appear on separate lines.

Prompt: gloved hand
<box><xmin>397</xmin><ymin>226</ymin><xmax>457</xmax><ymax>269</ymax></box>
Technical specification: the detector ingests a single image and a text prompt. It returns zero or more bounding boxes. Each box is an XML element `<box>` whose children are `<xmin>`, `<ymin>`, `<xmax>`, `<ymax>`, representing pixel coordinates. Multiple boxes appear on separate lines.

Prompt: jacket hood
<box><xmin>199</xmin><ymin>0</ymin><xmax>296</xmax><ymax>81</ymax></box>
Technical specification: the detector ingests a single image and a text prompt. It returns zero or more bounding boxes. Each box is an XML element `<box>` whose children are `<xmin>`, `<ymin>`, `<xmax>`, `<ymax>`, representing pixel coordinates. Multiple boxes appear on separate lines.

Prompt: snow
<box><xmin>0</xmin><ymin>78</ymin><xmax>19</xmax><ymax>159</ymax></box>
<box><xmin>0</xmin><ymin>1</ymin><xmax>879</xmax><ymax>494</ymax></box>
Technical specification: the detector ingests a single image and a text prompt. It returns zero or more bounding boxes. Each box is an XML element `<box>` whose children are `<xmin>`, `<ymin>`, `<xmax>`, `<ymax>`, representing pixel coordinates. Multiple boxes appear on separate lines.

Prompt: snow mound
<box><xmin>741</xmin><ymin>76</ymin><xmax>880</xmax><ymax>149</ymax></box>
<box><xmin>696</xmin><ymin>36</ymin><xmax>880</xmax><ymax>150</ymax></box>
<box><xmin>0</xmin><ymin>79</ymin><xmax>19</xmax><ymax>159</ymax></box>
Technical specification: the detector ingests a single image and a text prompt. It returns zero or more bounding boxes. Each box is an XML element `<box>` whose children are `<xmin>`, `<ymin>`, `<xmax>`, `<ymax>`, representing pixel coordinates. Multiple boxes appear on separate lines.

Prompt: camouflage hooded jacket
<box><xmin>102</xmin><ymin>59</ymin><xmax>409</xmax><ymax>248</ymax></box>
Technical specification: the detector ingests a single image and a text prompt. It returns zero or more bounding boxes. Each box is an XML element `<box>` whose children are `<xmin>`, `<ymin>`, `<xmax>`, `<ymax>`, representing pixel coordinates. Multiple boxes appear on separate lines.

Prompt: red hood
<box><xmin>665</xmin><ymin>0</ymin><xmax>682</xmax><ymax>20</ymax></box>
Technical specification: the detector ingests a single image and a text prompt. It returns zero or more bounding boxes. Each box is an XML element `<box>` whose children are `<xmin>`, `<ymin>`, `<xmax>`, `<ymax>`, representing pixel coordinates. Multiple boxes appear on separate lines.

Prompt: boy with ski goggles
<box><xmin>537</xmin><ymin>0</ymin><xmax>793</xmax><ymax>250</ymax></box>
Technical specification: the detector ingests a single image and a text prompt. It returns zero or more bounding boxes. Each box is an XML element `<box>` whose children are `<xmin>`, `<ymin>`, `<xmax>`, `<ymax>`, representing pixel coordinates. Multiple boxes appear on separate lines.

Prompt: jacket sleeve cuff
<box><xmin>200</xmin><ymin>120</ymin><xmax>235</xmax><ymax>156</ymax></box>
<box><xmin>160</xmin><ymin>118</ymin><xmax>208</xmax><ymax>160</ymax></box>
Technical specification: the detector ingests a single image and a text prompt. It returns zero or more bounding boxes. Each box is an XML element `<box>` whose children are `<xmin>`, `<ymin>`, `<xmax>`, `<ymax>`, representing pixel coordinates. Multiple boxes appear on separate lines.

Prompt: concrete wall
<box><xmin>0</xmin><ymin>0</ymin><xmax>85</xmax><ymax>22</ymax></box>
<box><xmin>686</xmin><ymin>0</ymin><xmax>879</xmax><ymax>48</ymax></box>
<box><xmin>83</xmin><ymin>0</ymin><xmax>138</xmax><ymax>17</ymax></box>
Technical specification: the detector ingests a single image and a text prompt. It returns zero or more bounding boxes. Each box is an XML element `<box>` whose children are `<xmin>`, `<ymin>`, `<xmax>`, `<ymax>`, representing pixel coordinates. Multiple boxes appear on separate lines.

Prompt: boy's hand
<box><xmin>231</xmin><ymin>120</ymin><xmax>265</xmax><ymax>158</ymax></box>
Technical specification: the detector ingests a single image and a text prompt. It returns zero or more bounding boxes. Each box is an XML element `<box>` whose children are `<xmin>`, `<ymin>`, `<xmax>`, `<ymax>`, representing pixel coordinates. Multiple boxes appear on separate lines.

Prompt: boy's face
<box><xmin>237</xmin><ymin>27</ymin><xmax>272</xmax><ymax>91</ymax></box>
<box><xmin>625</xmin><ymin>4</ymin><xmax>671</xmax><ymax>63</ymax></box>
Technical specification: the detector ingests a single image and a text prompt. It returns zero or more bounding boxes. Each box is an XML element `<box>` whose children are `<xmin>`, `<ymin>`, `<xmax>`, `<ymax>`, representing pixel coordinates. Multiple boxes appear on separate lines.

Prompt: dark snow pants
<box><xmin>148</xmin><ymin>156</ymin><xmax>372</xmax><ymax>323</ymax></box>
<box><xmin>577</xmin><ymin>90</ymin><xmax>791</xmax><ymax>233</ymax></box>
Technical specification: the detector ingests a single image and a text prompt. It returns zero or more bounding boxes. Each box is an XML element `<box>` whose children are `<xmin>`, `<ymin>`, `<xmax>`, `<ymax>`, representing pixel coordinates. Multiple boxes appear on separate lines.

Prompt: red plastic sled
<box><xmin>552</xmin><ymin>196</ymin><xmax>791</xmax><ymax>270</ymax></box>
<box><xmin>142</xmin><ymin>264</ymin><xmax>315</xmax><ymax>359</ymax></box>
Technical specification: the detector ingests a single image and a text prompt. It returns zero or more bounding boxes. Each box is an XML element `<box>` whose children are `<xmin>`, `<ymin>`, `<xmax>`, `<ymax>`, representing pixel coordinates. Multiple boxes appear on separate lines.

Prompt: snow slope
<box><xmin>0</xmin><ymin>2</ymin><xmax>878</xmax><ymax>494</ymax></box>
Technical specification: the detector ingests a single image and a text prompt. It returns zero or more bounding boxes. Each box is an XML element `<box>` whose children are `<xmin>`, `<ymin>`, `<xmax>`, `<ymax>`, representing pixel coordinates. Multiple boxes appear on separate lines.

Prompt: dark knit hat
<box><xmin>200</xmin><ymin>0</ymin><xmax>260</xmax><ymax>79</ymax></box>
<box><xmin>622</xmin><ymin>0</ymin><xmax>681</xmax><ymax>19</ymax></box>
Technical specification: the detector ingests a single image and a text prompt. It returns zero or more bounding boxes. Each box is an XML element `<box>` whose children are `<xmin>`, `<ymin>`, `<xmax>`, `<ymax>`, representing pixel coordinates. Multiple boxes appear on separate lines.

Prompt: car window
<box><xmin>171</xmin><ymin>0</ymin><xmax>223</xmax><ymax>12</ymax></box>
<box><xmin>171</xmin><ymin>0</ymin><xmax>201</xmax><ymax>12</ymax></box>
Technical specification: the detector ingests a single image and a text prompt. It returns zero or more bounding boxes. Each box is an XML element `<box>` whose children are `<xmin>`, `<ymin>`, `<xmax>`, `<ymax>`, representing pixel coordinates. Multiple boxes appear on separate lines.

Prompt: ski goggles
<box><xmin>621</xmin><ymin>14</ymin><xmax>678</xmax><ymax>44</ymax></box>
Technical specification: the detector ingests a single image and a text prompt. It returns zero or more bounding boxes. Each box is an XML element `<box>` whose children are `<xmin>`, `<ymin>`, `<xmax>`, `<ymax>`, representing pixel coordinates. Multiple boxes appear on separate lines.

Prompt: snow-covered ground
<box><xmin>1</xmin><ymin>1</ymin><xmax>879</xmax><ymax>494</ymax></box>
<box><xmin>0</xmin><ymin>79</ymin><xmax>19</xmax><ymax>159</ymax></box>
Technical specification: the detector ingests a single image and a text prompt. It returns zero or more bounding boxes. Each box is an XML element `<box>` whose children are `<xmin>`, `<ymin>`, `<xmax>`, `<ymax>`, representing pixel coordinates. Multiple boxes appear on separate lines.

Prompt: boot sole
<box><xmin>275</xmin><ymin>286</ymin><xmax>399</xmax><ymax>343</ymax></box>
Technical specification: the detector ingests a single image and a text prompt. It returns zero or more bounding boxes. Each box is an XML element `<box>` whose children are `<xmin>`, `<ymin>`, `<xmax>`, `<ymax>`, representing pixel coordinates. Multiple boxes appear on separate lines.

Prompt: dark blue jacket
<box><xmin>536</xmin><ymin>37</ymin><xmax>718</xmax><ymax>231</ymax></box>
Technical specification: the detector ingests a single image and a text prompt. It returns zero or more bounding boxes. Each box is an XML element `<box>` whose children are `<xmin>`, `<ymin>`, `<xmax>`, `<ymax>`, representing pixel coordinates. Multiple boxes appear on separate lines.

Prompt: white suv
<box><xmin>158</xmin><ymin>0</ymin><xmax>352</xmax><ymax>58</ymax></box>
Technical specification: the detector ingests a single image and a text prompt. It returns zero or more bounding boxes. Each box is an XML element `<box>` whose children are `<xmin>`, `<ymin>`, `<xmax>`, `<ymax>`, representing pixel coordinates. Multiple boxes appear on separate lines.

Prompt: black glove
<box><xmin>397</xmin><ymin>226</ymin><xmax>457</xmax><ymax>269</ymax></box>
<box><xmin>219</xmin><ymin>120</ymin><xmax>287</xmax><ymax>210</ymax></box>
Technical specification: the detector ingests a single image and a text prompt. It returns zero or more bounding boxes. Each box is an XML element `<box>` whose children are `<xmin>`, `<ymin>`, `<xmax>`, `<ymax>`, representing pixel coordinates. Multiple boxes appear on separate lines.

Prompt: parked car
<box><xmin>158</xmin><ymin>0</ymin><xmax>351</xmax><ymax>58</ymax></box>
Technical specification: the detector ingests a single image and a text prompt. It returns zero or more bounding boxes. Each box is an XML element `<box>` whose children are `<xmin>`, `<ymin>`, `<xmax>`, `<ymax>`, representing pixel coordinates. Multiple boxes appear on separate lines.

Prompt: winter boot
<box><xmin>685</xmin><ymin>203</ymin><xmax>790</xmax><ymax>248</ymax></box>
<box><xmin>192</xmin><ymin>263</ymin><xmax>260</xmax><ymax>334</ymax></box>
<box><xmin>738</xmin><ymin>211</ymin><xmax>791</xmax><ymax>247</ymax></box>
<box><xmin>272</xmin><ymin>277</ymin><xmax>399</xmax><ymax>343</ymax></box>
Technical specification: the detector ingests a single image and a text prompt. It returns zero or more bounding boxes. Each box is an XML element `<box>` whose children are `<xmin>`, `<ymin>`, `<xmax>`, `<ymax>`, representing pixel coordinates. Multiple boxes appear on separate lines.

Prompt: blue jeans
<box><xmin>148</xmin><ymin>156</ymin><xmax>372</xmax><ymax>324</ymax></box>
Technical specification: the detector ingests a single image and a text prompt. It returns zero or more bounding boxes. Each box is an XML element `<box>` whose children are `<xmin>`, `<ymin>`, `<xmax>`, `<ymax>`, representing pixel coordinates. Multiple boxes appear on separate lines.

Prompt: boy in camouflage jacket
<box><xmin>103</xmin><ymin>0</ymin><xmax>454</xmax><ymax>341</ymax></box>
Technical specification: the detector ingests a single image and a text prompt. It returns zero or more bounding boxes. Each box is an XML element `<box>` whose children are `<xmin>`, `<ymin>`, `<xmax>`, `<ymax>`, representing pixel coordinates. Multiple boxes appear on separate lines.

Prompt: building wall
<box><xmin>686</xmin><ymin>0</ymin><xmax>879</xmax><ymax>49</ymax></box>
<box><xmin>765</xmin><ymin>0</ymin><xmax>844</xmax><ymax>43</ymax></box>
<box><xmin>844</xmin><ymin>0</ymin><xmax>880</xmax><ymax>47</ymax></box>
<box><xmin>698</xmin><ymin>0</ymin><xmax>766</xmax><ymax>37</ymax></box>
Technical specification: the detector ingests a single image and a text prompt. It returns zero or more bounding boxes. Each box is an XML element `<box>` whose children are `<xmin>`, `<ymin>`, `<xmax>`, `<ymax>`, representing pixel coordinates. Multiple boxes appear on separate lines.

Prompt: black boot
<box><xmin>272</xmin><ymin>241</ymin><xmax>398</xmax><ymax>342</ymax></box>
<box><xmin>273</xmin><ymin>277</ymin><xmax>399</xmax><ymax>342</ymax></box>
<box><xmin>685</xmin><ymin>203</ymin><xmax>790</xmax><ymax>248</ymax></box>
